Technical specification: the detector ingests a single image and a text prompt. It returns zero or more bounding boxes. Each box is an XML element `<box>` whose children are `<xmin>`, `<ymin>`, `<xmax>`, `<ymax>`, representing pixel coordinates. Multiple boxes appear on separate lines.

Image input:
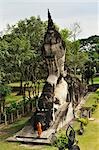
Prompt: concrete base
<box><xmin>7</xmin><ymin>128</ymin><xmax>55</xmax><ymax>144</ymax></box>
<box><xmin>7</xmin><ymin>102</ymin><xmax>71</xmax><ymax>145</ymax></box>
<box><xmin>7</xmin><ymin>119</ymin><xmax>55</xmax><ymax>144</ymax></box>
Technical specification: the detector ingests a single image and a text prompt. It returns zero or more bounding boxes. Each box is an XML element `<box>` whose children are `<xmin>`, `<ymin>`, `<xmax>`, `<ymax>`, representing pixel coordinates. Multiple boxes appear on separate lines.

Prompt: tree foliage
<box><xmin>0</xmin><ymin>16</ymin><xmax>47</xmax><ymax>85</ymax></box>
<box><xmin>60</xmin><ymin>26</ymin><xmax>88</xmax><ymax>75</ymax></box>
<box><xmin>0</xmin><ymin>83</ymin><xmax>11</xmax><ymax>96</ymax></box>
<box><xmin>80</xmin><ymin>35</ymin><xmax>99</xmax><ymax>72</ymax></box>
<box><xmin>0</xmin><ymin>16</ymin><xmax>98</xmax><ymax>90</ymax></box>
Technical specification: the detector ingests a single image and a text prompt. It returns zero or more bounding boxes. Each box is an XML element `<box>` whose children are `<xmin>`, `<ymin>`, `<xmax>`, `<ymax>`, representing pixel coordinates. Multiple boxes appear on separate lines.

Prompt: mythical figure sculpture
<box><xmin>66</xmin><ymin>125</ymin><xmax>80</xmax><ymax>150</ymax></box>
<box><xmin>38</xmin><ymin>10</ymin><xmax>67</xmax><ymax>110</ymax></box>
<box><xmin>43</xmin><ymin>10</ymin><xmax>66</xmax><ymax>80</ymax></box>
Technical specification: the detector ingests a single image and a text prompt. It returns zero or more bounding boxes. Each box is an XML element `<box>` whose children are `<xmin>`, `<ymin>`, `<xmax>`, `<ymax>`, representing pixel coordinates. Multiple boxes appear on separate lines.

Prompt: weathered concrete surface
<box><xmin>38</xmin><ymin>10</ymin><xmax>67</xmax><ymax>110</ymax></box>
<box><xmin>7</xmin><ymin>102</ymin><xmax>70</xmax><ymax>144</ymax></box>
<box><xmin>65</xmin><ymin>102</ymin><xmax>74</xmax><ymax>124</ymax></box>
<box><xmin>54</xmin><ymin>77</ymin><xmax>68</xmax><ymax>106</ymax></box>
<box><xmin>7</xmin><ymin>128</ymin><xmax>55</xmax><ymax>144</ymax></box>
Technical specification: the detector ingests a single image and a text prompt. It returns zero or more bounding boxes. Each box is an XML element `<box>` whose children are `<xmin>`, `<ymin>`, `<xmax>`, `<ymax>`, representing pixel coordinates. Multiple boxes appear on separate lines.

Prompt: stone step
<box><xmin>7</xmin><ymin>136</ymin><xmax>51</xmax><ymax>144</ymax></box>
<box><xmin>7</xmin><ymin>127</ymin><xmax>55</xmax><ymax>144</ymax></box>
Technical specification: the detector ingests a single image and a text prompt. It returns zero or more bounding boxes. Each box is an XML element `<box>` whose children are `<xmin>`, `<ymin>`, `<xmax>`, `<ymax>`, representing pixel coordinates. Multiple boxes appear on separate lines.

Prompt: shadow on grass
<box><xmin>0</xmin><ymin>117</ymin><xmax>29</xmax><ymax>140</ymax></box>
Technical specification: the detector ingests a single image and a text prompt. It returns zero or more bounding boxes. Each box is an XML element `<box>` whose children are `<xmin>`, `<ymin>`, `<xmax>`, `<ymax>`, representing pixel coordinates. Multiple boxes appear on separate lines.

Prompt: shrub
<box><xmin>54</xmin><ymin>132</ymin><xmax>68</xmax><ymax>149</ymax></box>
<box><xmin>91</xmin><ymin>104</ymin><xmax>98</xmax><ymax>113</ymax></box>
<box><xmin>0</xmin><ymin>84</ymin><xmax>11</xmax><ymax>97</ymax></box>
<box><xmin>77</xmin><ymin>118</ymin><xmax>88</xmax><ymax>126</ymax></box>
<box><xmin>92</xmin><ymin>104</ymin><xmax>98</xmax><ymax>108</ymax></box>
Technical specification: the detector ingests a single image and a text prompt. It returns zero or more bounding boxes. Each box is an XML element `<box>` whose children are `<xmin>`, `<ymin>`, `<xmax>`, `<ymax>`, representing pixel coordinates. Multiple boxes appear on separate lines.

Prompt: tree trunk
<box><xmin>74</xmin><ymin>65</ymin><xmax>77</xmax><ymax>76</ymax></box>
<box><xmin>22</xmin><ymin>105</ymin><xmax>25</xmax><ymax>116</ymax></box>
<box><xmin>32</xmin><ymin>101</ymin><xmax>34</xmax><ymax>111</ymax></box>
<box><xmin>27</xmin><ymin>103</ymin><xmax>30</xmax><ymax>113</ymax></box>
<box><xmin>17</xmin><ymin>75</ymin><xmax>23</xmax><ymax>95</ymax></box>
<box><xmin>0</xmin><ymin>113</ymin><xmax>1</xmax><ymax>124</ymax></box>
<box><xmin>20</xmin><ymin>77</ymin><xmax>23</xmax><ymax>94</ymax></box>
<box><xmin>3</xmin><ymin>100</ymin><xmax>5</xmax><ymax>113</ymax></box>
<box><xmin>0</xmin><ymin>101</ymin><xmax>1</xmax><ymax>123</ymax></box>
<box><xmin>11</xmin><ymin>113</ymin><xmax>14</xmax><ymax>123</ymax></box>
<box><xmin>17</xmin><ymin>110</ymin><xmax>20</xmax><ymax>119</ymax></box>
<box><xmin>4</xmin><ymin>112</ymin><xmax>7</xmax><ymax>125</ymax></box>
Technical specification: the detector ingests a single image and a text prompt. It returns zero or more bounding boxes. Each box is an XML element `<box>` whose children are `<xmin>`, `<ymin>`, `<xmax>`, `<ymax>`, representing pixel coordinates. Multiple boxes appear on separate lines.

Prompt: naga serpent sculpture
<box><xmin>38</xmin><ymin>10</ymin><xmax>67</xmax><ymax>111</ymax></box>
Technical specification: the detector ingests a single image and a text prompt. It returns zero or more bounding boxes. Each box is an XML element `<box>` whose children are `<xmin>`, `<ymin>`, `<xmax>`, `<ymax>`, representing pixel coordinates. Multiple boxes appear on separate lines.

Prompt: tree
<box><xmin>60</xmin><ymin>28</ymin><xmax>70</xmax><ymax>44</ymax></box>
<box><xmin>0</xmin><ymin>16</ymin><xmax>47</xmax><ymax>94</ymax></box>
<box><xmin>80</xmin><ymin>35</ymin><xmax>99</xmax><ymax>72</ymax></box>
<box><xmin>70</xmin><ymin>23</ymin><xmax>81</xmax><ymax>76</ymax></box>
<box><xmin>60</xmin><ymin>24</ymin><xmax>88</xmax><ymax>76</ymax></box>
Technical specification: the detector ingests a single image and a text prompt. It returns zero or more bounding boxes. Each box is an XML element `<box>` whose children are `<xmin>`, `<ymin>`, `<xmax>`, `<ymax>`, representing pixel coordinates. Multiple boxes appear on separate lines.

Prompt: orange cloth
<box><xmin>36</xmin><ymin>122</ymin><xmax>42</xmax><ymax>137</ymax></box>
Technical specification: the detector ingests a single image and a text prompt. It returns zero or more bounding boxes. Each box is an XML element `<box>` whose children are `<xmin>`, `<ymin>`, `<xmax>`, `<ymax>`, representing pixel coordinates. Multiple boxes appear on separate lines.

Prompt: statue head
<box><xmin>43</xmin><ymin>10</ymin><xmax>66</xmax><ymax>77</ymax></box>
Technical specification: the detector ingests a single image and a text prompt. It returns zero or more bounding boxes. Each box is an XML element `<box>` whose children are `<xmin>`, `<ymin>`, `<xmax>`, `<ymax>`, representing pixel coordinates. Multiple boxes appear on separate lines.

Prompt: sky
<box><xmin>0</xmin><ymin>0</ymin><xmax>99</xmax><ymax>39</ymax></box>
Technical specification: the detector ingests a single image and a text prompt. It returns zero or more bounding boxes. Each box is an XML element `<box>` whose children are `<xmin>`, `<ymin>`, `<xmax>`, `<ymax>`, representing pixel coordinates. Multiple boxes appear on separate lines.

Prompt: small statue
<box><xmin>66</xmin><ymin>125</ymin><xmax>80</xmax><ymax>150</ymax></box>
<box><xmin>36</xmin><ymin>122</ymin><xmax>42</xmax><ymax>138</ymax></box>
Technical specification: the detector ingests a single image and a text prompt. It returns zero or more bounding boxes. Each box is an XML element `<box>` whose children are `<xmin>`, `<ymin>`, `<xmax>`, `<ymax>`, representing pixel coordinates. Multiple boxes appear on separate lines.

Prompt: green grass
<box><xmin>89</xmin><ymin>76</ymin><xmax>99</xmax><ymax>84</ymax></box>
<box><xmin>0</xmin><ymin>115</ymin><xmax>57</xmax><ymax>150</ymax></box>
<box><xmin>0</xmin><ymin>142</ymin><xmax>57</xmax><ymax>150</ymax></box>
<box><xmin>5</xmin><ymin>81</ymin><xmax>44</xmax><ymax>105</ymax></box>
<box><xmin>8</xmin><ymin>80</ymin><xmax>45</xmax><ymax>87</ymax></box>
<box><xmin>0</xmin><ymin>117</ymin><xmax>29</xmax><ymax>140</ymax></box>
<box><xmin>76</xmin><ymin>106</ymin><xmax>99</xmax><ymax>150</ymax></box>
<box><xmin>73</xmin><ymin>90</ymin><xmax>99</xmax><ymax>150</ymax></box>
<box><xmin>83</xmin><ymin>90</ymin><xmax>99</xmax><ymax>107</ymax></box>
<box><xmin>8</xmin><ymin>81</ymin><xmax>33</xmax><ymax>87</ymax></box>
<box><xmin>5</xmin><ymin>92</ymin><xmax>23</xmax><ymax>104</ymax></box>
<box><xmin>0</xmin><ymin>142</ymin><xmax>28</xmax><ymax>150</ymax></box>
<box><xmin>1</xmin><ymin>85</ymin><xmax>99</xmax><ymax>149</ymax></box>
<box><xmin>0</xmin><ymin>116</ymin><xmax>33</xmax><ymax>150</ymax></box>
<box><xmin>93</xmin><ymin>77</ymin><xmax>99</xmax><ymax>84</ymax></box>
<box><xmin>54</xmin><ymin>90</ymin><xmax>99</xmax><ymax>150</ymax></box>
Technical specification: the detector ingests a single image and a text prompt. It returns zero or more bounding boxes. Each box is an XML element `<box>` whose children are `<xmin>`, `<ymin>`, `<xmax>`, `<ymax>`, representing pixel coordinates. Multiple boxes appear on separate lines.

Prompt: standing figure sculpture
<box><xmin>66</xmin><ymin>125</ymin><xmax>80</xmax><ymax>150</ymax></box>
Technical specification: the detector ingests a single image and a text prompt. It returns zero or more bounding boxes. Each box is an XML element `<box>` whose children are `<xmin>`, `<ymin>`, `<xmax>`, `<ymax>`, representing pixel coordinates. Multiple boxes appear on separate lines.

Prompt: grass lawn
<box><xmin>6</xmin><ymin>77</ymin><xmax>98</xmax><ymax>105</ymax></box>
<box><xmin>89</xmin><ymin>76</ymin><xmax>99</xmax><ymax>84</ymax></box>
<box><xmin>0</xmin><ymin>117</ymin><xmax>29</xmax><ymax>140</ymax></box>
<box><xmin>0</xmin><ymin>141</ymin><xmax>57</xmax><ymax>150</ymax></box>
<box><xmin>5</xmin><ymin>92</ymin><xmax>23</xmax><ymax>104</ymax></box>
<box><xmin>8</xmin><ymin>80</ymin><xmax>45</xmax><ymax>88</ymax></box>
<box><xmin>72</xmin><ymin>90</ymin><xmax>99</xmax><ymax>150</ymax></box>
<box><xmin>1</xmin><ymin>80</ymin><xmax>98</xmax><ymax>149</ymax></box>
<box><xmin>0</xmin><ymin>142</ymin><xmax>28</xmax><ymax>150</ymax></box>
<box><xmin>0</xmin><ymin>143</ymin><xmax>57</xmax><ymax>150</ymax></box>
<box><xmin>0</xmin><ymin>116</ymin><xmax>31</xmax><ymax>150</ymax></box>
<box><xmin>0</xmin><ymin>115</ymin><xmax>57</xmax><ymax>150</ymax></box>
<box><xmin>83</xmin><ymin>90</ymin><xmax>99</xmax><ymax>107</ymax></box>
<box><xmin>1</xmin><ymin>90</ymin><xmax>98</xmax><ymax>150</ymax></box>
<box><xmin>76</xmin><ymin>109</ymin><xmax>99</xmax><ymax>150</ymax></box>
<box><xmin>8</xmin><ymin>81</ymin><xmax>33</xmax><ymax>87</ymax></box>
<box><xmin>5</xmin><ymin>81</ymin><xmax>45</xmax><ymax>105</ymax></box>
<box><xmin>5</xmin><ymin>91</ymin><xmax>35</xmax><ymax>105</ymax></box>
<box><xmin>0</xmin><ymin>116</ymin><xmax>56</xmax><ymax>150</ymax></box>
<box><xmin>93</xmin><ymin>76</ymin><xmax>99</xmax><ymax>84</ymax></box>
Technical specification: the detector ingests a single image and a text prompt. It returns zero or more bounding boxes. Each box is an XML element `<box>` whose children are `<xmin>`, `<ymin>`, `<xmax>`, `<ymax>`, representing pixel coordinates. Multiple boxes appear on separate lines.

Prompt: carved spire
<box><xmin>48</xmin><ymin>9</ymin><xmax>55</xmax><ymax>30</ymax></box>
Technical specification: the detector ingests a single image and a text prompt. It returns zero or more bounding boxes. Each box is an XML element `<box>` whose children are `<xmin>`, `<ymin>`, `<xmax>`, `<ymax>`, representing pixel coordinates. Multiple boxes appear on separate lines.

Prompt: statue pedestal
<box><xmin>7</xmin><ymin>102</ymin><xmax>73</xmax><ymax>145</ymax></box>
